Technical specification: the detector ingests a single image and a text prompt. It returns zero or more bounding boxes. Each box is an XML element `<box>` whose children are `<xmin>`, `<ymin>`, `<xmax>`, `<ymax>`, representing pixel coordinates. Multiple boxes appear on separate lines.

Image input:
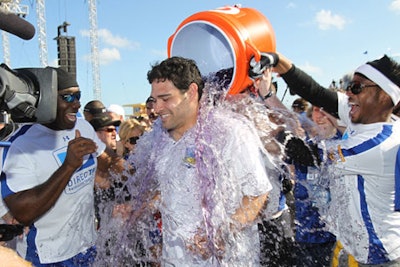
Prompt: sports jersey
<box><xmin>132</xmin><ymin>108</ymin><xmax>273</xmax><ymax>266</ymax></box>
<box><xmin>1</xmin><ymin>118</ymin><xmax>105</xmax><ymax>264</ymax></box>
<box><xmin>282</xmin><ymin>65</ymin><xmax>400</xmax><ymax>264</ymax></box>
<box><xmin>323</xmin><ymin>93</ymin><xmax>400</xmax><ymax>264</ymax></box>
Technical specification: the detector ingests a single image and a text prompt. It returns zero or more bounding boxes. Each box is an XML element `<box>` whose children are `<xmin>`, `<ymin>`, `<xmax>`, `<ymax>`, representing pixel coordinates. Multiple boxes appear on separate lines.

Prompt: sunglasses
<box><xmin>101</xmin><ymin>128</ymin><xmax>117</xmax><ymax>133</ymax></box>
<box><xmin>346</xmin><ymin>82</ymin><xmax>377</xmax><ymax>95</ymax></box>
<box><xmin>59</xmin><ymin>92</ymin><xmax>81</xmax><ymax>103</ymax></box>
<box><xmin>128</xmin><ymin>136</ymin><xmax>140</xmax><ymax>145</ymax></box>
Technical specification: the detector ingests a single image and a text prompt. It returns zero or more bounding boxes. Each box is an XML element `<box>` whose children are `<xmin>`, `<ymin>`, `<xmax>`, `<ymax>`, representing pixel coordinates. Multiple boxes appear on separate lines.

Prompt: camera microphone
<box><xmin>0</xmin><ymin>10</ymin><xmax>35</xmax><ymax>40</ymax></box>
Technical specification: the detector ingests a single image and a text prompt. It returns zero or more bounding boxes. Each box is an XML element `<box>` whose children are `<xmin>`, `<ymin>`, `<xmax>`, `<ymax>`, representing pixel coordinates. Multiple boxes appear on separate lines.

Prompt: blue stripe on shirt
<box><xmin>1</xmin><ymin>124</ymin><xmax>33</xmax><ymax>198</ymax></box>
<box><xmin>358</xmin><ymin>175</ymin><xmax>390</xmax><ymax>264</ymax></box>
<box><xmin>395</xmin><ymin>148</ymin><xmax>400</xmax><ymax>211</ymax></box>
<box><xmin>341</xmin><ymin>125</ymin><xmax>392</xmax><ymax>157</ymax></box>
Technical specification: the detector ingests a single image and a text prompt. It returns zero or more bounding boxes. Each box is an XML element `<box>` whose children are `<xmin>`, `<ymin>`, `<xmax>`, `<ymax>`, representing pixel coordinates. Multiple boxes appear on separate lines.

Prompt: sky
<box><xmin>1</xmin><ymin>0</ymin><xmax>400</xmax><ymax>116</ymax></box>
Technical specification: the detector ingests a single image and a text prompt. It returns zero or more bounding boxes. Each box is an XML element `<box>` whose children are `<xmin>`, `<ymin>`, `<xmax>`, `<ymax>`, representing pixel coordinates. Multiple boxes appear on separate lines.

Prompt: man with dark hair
<box><xmin>131</xmin><ymin>56</ymin><xmax>273</xmax><ymax>266</ymax></box>
<box><xmin>264</xmin><ymin>52</ymin><xmax>400</xmax><ymax>266</ymax></box>
<box><xmin>1</xmin><ymin>67</ymin><xmax>125</xmax><ymax>266</ymax></box>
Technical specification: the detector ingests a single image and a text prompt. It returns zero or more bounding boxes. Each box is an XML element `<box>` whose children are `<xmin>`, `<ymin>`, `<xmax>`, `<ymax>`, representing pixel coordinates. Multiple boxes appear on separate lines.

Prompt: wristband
<box><xmin>260</xmin><ymin>91</ymin><xmax>273</xmax><ymax>101</ymax></box>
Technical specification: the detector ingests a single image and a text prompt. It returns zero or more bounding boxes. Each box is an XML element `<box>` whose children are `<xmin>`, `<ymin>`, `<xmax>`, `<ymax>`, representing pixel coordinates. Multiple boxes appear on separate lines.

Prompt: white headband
<box><xmin>355</xmin><ymin>64</ymin><xmax>400</xmax><ymax>105</ymax></box>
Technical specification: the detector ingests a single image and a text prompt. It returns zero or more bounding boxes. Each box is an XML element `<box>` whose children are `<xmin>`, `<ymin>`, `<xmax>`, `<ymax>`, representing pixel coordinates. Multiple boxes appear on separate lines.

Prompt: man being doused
<box><xmin>129</xmin><ymin>57</ymin><xmax>273</xmax><ymax>266</ymax></box>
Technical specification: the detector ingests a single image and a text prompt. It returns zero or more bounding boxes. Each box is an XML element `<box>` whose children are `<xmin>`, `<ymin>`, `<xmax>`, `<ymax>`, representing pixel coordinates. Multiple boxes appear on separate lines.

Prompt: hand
<box><xmin>253</xmin><ymin>67</ymin><xmax>273</xmax><ymax>98</ymax></box>
<box><xmin>187</xmin><ymin>227</ymin><xmax>226</xmax><ymax>261</ymax></box>
<box><xmin>64</xmin><ymin>130</ymin><xmax>97</xmax><ymax>169</ymax></box>
<box><xmin>276</xmin><ymin>130</ymin><xmax>321</xmax><ymax>166</ymax></box>
<box><xmin>187</xmin><ymin>231</ymin><xmax>212</xmax><ymax>260</ymax></box>
<box><xmin>248</xmin><ymin>52</ymin><xmax>279</xmax><ymax>79</ymax></box>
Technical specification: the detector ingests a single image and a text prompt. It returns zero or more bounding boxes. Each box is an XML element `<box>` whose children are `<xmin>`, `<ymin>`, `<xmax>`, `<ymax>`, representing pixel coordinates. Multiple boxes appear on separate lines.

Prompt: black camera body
<box><xmin>0</xmin><ymin>64</ymin><xmax>57</xmax><ymax>124</ymax></box>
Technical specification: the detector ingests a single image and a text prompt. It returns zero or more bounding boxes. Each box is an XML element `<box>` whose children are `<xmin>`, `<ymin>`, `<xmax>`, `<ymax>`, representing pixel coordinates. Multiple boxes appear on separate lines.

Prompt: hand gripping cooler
<box><xmin>168</xmin><ymin>5</ymin><xmax>276</xmax><ymax>95</ymax></box>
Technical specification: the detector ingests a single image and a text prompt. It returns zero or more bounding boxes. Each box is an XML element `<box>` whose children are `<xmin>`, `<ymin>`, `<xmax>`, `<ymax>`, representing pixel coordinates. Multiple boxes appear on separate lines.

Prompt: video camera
<box><xmin>0</xmin><ymin>9</ymin><xmax>57</xmax><ymax>126</ymax></box>
<box><xmin>0</xmin><ymin>64</ymin><xmax>57</xmax><ymax>124</ymax></box>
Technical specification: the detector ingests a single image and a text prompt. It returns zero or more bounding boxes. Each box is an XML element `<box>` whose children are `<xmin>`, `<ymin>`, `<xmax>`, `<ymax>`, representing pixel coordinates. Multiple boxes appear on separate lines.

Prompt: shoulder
<box><xmin>74</xmin><ymin>118</ymin><xmax>99</xmax><ymax>140</ymax></box>
<box><xmin>75</xmin><ymin>118</ymin><xmax>94</xmax><ymax>132</ymax></box>
<box><xmin>75</xmin><ymin>118</ymin><xmax>106</xmax><ymax>154</ymax></box>
<box><xmin>4</xmin><ymin>123</ymin><xmax>36</xmax><ymax>149</ymax></box>
<box><xmin>210</xmin><ymin>109</ymin><xmax>261</xmax><ymax>143</ymax></box>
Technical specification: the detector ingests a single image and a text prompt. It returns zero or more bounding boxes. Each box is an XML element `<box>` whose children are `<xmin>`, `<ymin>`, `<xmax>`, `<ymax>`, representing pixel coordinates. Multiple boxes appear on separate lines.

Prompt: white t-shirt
<box><xmin>324</xmin><ymin>93</ymin><xmax>400</xmax><ymax>264</ymax></box>
<box><xmin>136</xmin><ymin>108</ymin><xmax>272</xmax><ymax>267</ymax></box>
<box><xmin>1</xmin><ymin>118</ymin><xmax>105</xmax><ymax>264</ymax></box>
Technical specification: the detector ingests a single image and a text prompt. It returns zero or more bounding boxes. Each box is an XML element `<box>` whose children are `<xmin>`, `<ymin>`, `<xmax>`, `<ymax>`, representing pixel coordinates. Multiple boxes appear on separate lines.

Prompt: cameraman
<box><xmin>1</xmin><ymin>68</ymin><xmax>126</xmax><ymax>266</ymax></box>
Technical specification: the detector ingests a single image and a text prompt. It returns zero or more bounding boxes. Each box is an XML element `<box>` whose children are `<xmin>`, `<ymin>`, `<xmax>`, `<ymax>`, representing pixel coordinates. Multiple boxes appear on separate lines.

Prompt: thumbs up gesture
<box><xmin>64</xmin><ymin>130</ymin><xmax>97</xmax><ymax>169</ymax></box>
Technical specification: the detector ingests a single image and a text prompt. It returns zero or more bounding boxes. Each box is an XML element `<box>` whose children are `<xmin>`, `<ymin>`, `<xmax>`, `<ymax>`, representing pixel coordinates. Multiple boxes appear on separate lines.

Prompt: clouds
<box><xmin>299</xmin><ymin>61</ymin><xmax>322</xmax><ymax>76</ymax></box>
<box><xmin>390</xmin><ymin>0</ymin><xmax>400</xmax><ymax>13</ymax></box>
<box><xmin>98</xmin><ymin>47</ymin><xmax>121</xmax><ymax>65</ymax></box>
<box><xmin>80</xmin><ymin>28</ymin><xmax>139</xmax><ymax>65</ymax></box>
<box><xmin>315</xmin><ymin>9</ymin><xmax>346</xmax><ymax>30</ymax></box>
<box><xmin>97</xmin><ymin>29</ymin><xmax>139</xmax><ymax>49</ymax></box>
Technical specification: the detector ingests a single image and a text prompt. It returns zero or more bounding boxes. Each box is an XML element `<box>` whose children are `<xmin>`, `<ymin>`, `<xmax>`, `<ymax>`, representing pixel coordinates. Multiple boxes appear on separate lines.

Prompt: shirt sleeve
<box><xmin>1</xmin><ymin>144</ymin><xmax>38</xmax><ymax>198</ymax></box>
<box><xmin>226</xmin><ymin>118</ymin><xmax>273</xmax><ymax>197</ymax></box>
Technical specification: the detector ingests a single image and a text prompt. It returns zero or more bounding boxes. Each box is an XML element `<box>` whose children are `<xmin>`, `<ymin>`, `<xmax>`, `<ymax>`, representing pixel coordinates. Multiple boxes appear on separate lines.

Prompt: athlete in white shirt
<box><xmin>1</xmin><ymin>68</ymin><xmax>125</xmax><ymax>265</ymax></box>
<box><xmin>268</xmin><ymin>52</ymin><xmax>400</xmax><ymax>266</ymax></box>
<box><xmin>132</xmin><ymin>57</ymin><xmax>272</xmax><ymax>266</ymax></box>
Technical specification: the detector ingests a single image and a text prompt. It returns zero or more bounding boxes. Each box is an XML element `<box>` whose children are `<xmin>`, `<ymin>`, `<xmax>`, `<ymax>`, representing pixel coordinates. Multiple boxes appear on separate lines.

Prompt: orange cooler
<box><xmin>168</xmin><ymin>5</ymin><xmax>276</xmax><ymax>95</ymax></box>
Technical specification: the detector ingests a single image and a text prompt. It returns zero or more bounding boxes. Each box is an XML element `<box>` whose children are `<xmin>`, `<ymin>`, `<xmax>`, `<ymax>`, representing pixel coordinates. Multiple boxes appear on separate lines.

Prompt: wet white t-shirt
<box><xmin>141</xmin><ymin>108</ymin><xmax>272</xmax><ymax>267</ymax></box>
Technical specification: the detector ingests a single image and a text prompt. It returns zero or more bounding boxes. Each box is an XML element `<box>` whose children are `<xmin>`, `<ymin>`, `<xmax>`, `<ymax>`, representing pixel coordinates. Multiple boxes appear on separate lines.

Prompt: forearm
<box><xmin>274</xmin><ymin>53</ymin><xmax>339</xmax><ymax>117</ymax></box>
<box><xmin>282</xmin><ymin>66</ymin><xmax>339</xmax><ymax>117</ymax></box>
<box><xmin>4</xmin><ymin>163</ymin><xmax>77</xmax><ymax>225</ymax></box>
<box><xmin>231</xmin><ymin>193</ymin><xmax>268</xmax><ymax>226</ymax></box>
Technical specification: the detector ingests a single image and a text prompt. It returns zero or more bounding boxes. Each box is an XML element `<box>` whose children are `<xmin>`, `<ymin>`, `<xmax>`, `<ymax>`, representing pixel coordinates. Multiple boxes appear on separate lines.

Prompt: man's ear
<box><xmin>187</xmin><ymin>82</ymin><xmax>199</xmax><ymax>101</ymax></box>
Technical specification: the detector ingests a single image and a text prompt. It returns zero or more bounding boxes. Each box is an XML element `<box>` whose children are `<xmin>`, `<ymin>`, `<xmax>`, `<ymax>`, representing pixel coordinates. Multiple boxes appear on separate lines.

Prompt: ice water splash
<box><xmin>93</xmin><ymin>79</ymin><xmax>311</xmax><ymax>265</ymax></box>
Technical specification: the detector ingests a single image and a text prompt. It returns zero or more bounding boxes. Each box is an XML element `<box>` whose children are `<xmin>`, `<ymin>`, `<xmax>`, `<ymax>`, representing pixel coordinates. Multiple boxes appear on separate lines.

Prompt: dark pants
<box><xmin>258</xmin><ymin>209</ymin><xmax>296</xmax><ymax>267</ymax></box>
<box><xmin>294</xmin><ymin>241</ymin><xmax>336</xmax><ymax>267</ymax></box>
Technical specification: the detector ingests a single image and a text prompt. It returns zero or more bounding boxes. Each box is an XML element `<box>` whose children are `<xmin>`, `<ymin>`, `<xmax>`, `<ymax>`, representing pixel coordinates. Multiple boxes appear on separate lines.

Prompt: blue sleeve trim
<box><xmin>395</xmin><ymin>147</ymin><xmax>400</xmax><ymax>211</ymax></box>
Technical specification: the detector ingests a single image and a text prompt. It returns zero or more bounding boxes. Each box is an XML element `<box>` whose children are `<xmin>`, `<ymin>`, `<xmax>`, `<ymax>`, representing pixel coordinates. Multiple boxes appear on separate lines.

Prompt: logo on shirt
<box><xmin>53</xmin><ymin>147</ymin><xmax>97</xmax><ymax>194</ymax></box>
<box><xmin>183</xmin><ymin>146</ymin><xmax>196</xmax><ymax>168</ymax></box>
<box><xmin>327</xmin><ymin>145</ymin><xmax>345</xmax><ymax>163</ymax></box>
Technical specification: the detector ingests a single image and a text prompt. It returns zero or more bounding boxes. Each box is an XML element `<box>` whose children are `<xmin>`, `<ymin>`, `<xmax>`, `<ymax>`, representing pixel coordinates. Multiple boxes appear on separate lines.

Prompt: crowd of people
<box><xmin>0</xmin><ymin>48</ymin><xmax>400</xmax><ymax>267</ymax></box>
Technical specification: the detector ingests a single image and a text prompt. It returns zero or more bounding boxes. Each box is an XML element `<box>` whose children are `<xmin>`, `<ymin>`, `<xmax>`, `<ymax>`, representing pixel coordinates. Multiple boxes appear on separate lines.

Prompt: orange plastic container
<box><xmin>168</xmin><ymin>5</ymin><xmax>276</xmax><ymax>95</ymax></box>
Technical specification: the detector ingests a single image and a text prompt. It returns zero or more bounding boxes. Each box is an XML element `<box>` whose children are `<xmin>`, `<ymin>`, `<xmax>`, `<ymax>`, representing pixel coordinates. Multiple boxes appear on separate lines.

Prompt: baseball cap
<box><xmin>107</xmin><ymin>104</ymin><xmax>125</xmax><ymax>118</ymax></box>
<box><xmin>84</xmin><ymin>100</ymin><xmax>106</xmax><ymax>116</ymax></box>
<box><xmin>89</xmin><ymin>113</ymin><xmax>121</xmax><ymax>131</ymax></box>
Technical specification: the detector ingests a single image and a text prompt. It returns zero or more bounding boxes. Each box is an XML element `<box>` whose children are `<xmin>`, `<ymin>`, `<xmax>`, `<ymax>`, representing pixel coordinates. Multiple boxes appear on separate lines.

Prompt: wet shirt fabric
<box><xmin>133</xmin><ymin>108</ymin><xmax>272</xmax><ymax>267</ymax></box>
<box><xmin>1</xmin><ymin>118</ymin><xmax>105</xmax><ymax>264</ymax></box>
<box><xmin>324</xmin><ymin>92</ymin><xmax>400</xmax><ymax>264</ymax></box>
<box><xmin>294</xmin><ymin>162</ymin><xmax>337</xmax><ymax>244</ymax></box>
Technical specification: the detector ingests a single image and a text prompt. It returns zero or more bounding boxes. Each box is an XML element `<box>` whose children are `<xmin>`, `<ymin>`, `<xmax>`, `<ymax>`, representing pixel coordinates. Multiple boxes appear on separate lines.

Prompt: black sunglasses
<box><xmin>100</xmin><ymin>128</ymin><xmax>116</xmax><ymax>133</ymax></box>
<box><xmin>128</xmin><ymin>136</ymin><xmax>140</xmax><ymax>145</ymax></box>
<box><xmin>346</xmin><ymin>82</ymin><xmax>377</xmax><ymax>95</ymax></box>
<box><xmin>59</xmin><ymin>92</ymin><xmax>81</xmax><ymax>103</ymax></box>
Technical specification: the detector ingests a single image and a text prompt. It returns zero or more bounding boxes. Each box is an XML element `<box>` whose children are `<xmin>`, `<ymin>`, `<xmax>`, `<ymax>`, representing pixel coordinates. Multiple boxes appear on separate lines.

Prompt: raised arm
<box><xmin>250</xmin><ymin>52</ymin><xmax>340</xmax><ymax>118</ymax></box>
<box><xmin>275</xmin><ymin>53</ymin><xmax>339</xmax><ymax>118</ymax></box>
